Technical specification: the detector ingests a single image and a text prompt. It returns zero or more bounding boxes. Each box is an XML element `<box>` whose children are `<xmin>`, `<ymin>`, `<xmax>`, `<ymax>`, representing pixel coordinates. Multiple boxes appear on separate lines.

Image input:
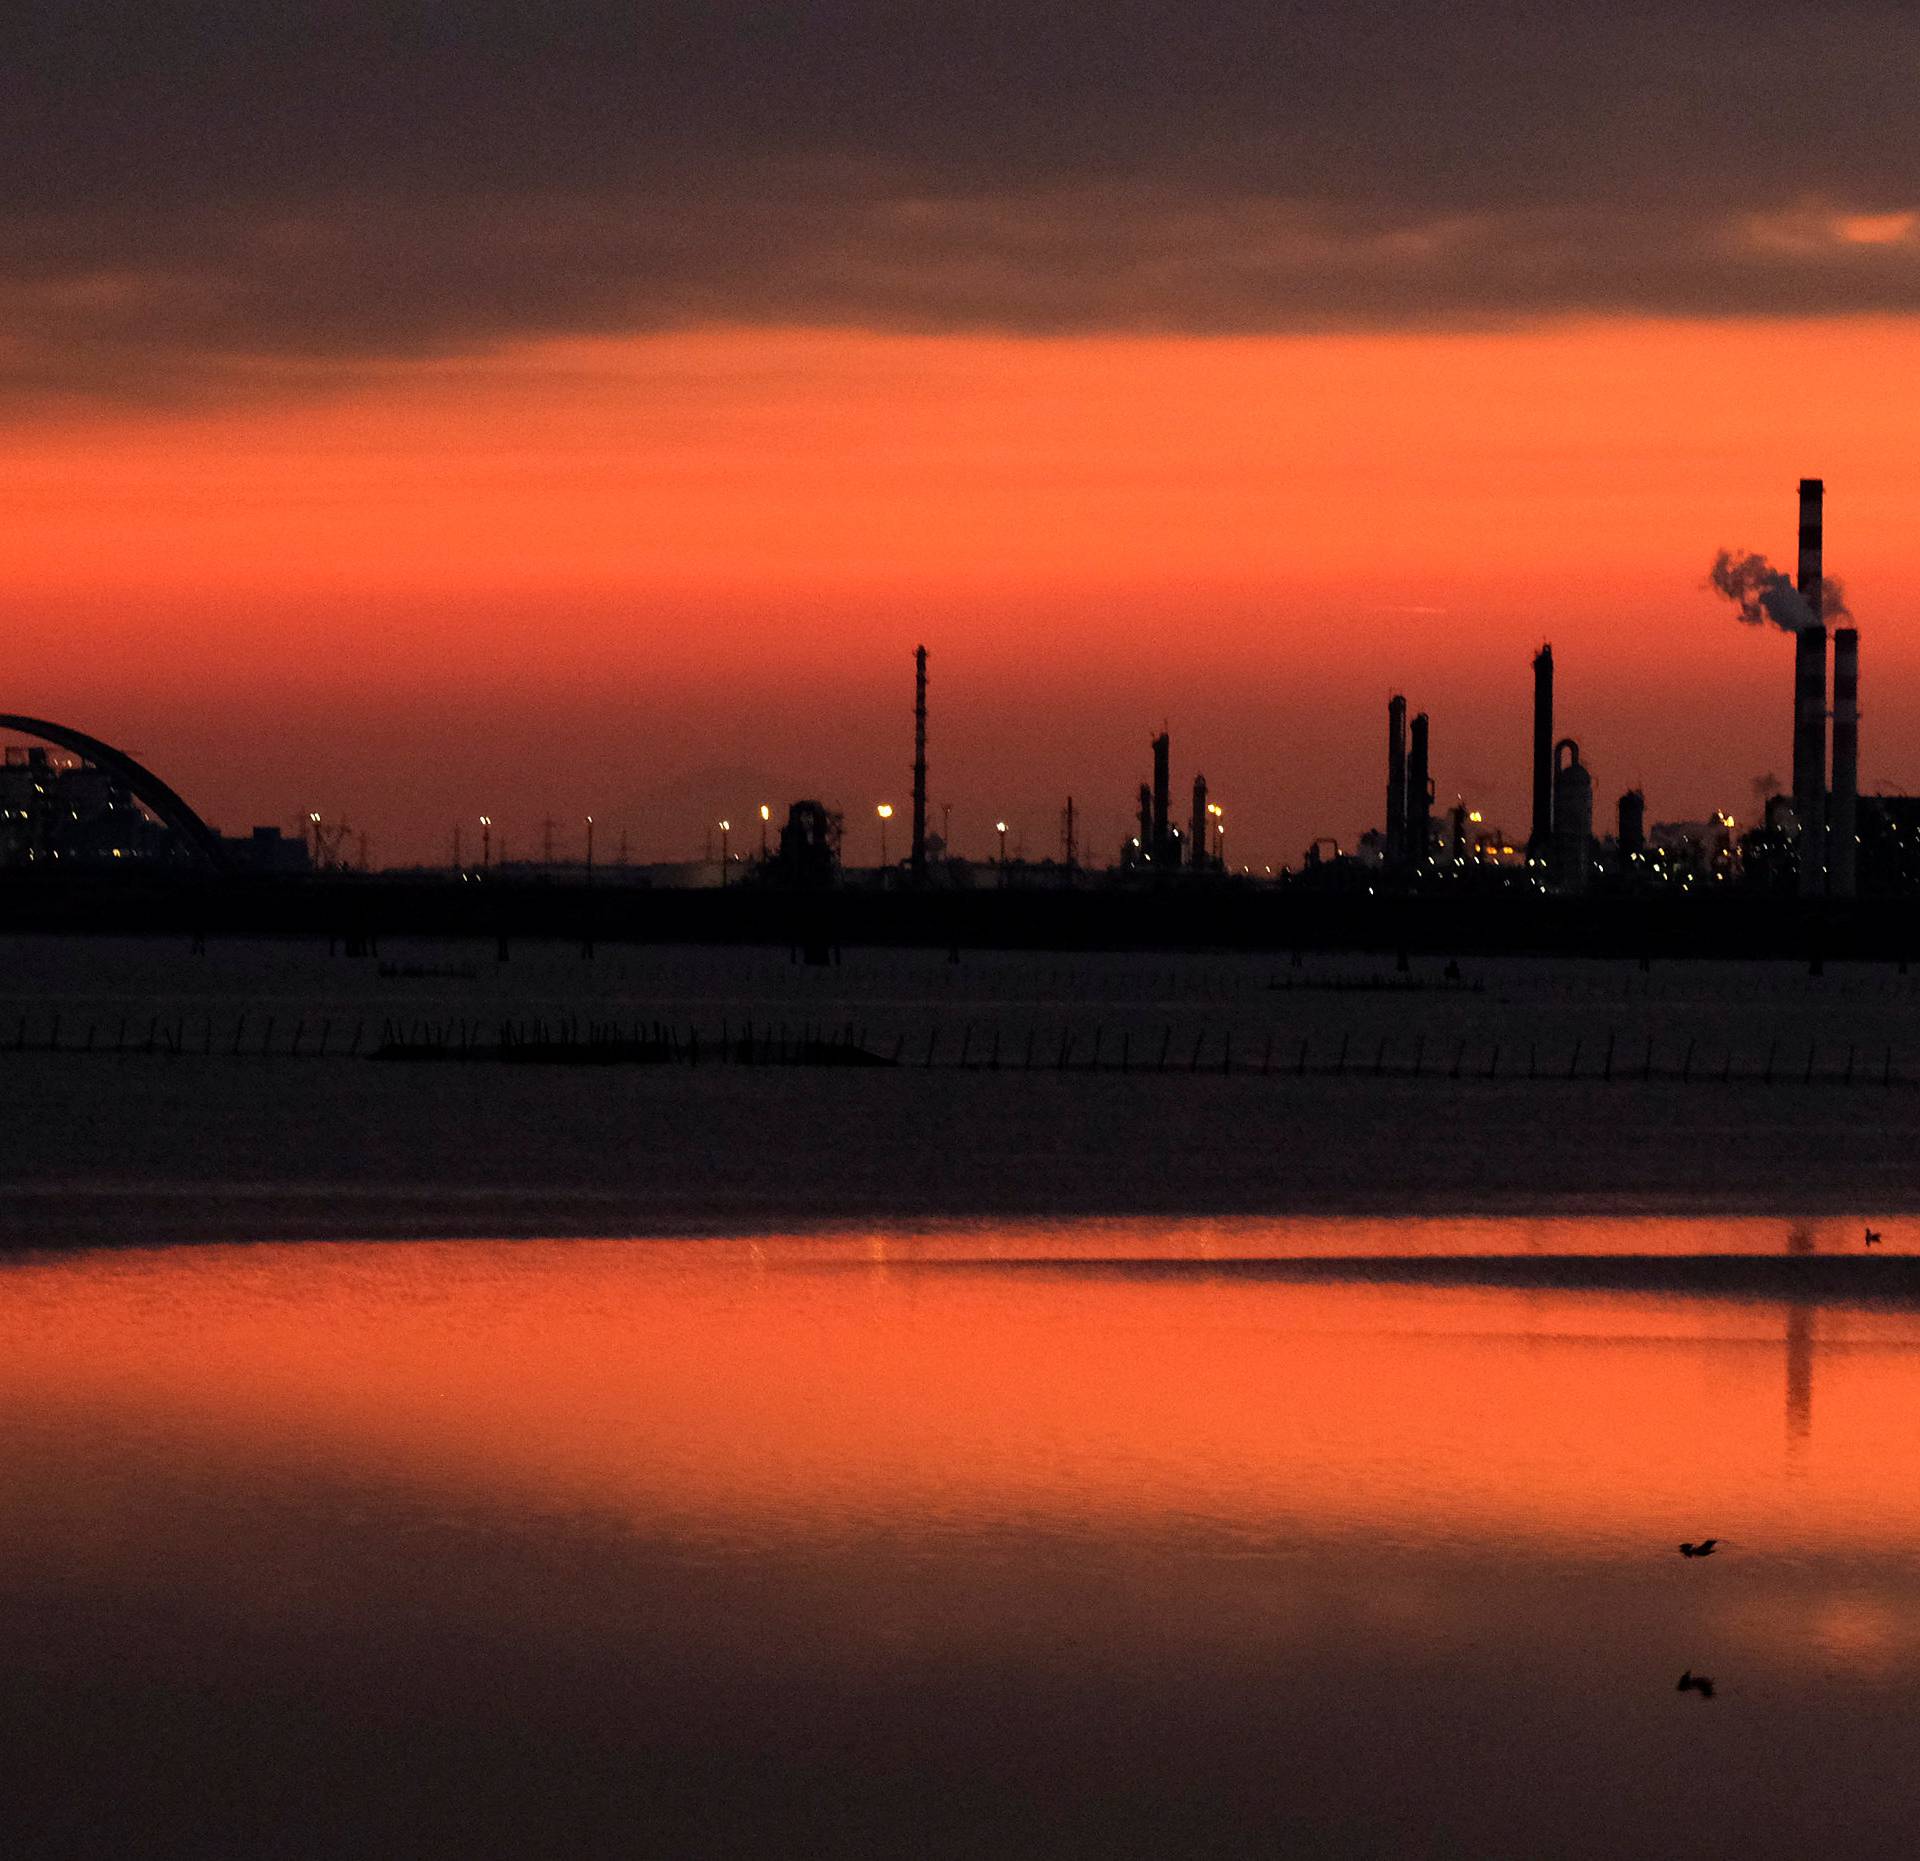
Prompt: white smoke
<box><xmin>1708</xmin><ymin>548</ymin><xmax>1851</xmax><ymax>630</ymax></box>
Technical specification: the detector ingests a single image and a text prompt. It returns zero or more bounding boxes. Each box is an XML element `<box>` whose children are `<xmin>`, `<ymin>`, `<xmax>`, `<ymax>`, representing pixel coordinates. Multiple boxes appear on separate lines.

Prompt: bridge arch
<box><xmin>0</xmin><ymin>715</ymin><xmax>226</xmax><ymax>869</ymax></box>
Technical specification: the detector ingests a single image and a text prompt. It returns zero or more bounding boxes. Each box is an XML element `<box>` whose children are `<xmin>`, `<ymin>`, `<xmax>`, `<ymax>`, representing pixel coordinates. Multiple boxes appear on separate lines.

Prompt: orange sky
<box><xmin>8</xmin><ymin>316</ymin><xmax>1920</xmax><ymax>867</ymax></box>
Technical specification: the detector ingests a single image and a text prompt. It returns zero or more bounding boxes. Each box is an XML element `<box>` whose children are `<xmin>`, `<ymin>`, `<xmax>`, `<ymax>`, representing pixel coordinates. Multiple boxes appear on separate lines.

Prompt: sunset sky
<box><xmin>9</xmin><ymin>3</ymin><xmax>1920</xmax><ymax>868</ymax></box>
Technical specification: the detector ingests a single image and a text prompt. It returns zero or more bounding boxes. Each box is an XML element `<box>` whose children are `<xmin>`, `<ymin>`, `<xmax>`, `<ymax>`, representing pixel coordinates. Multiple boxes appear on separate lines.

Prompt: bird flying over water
<box><xmin>1865</xmin><ymin>1228</ymin><xmax>1883</xmax><ymax>1247</ymax></box>
<box><xmin>1677</xmin><ymin>1671</ymin><xmax>1716</xmax><ymax>1699</ymax></box>
<box><xmin>1679</xmin><ymin>1539</ymin><xmax>1719</xmax><ymax>1558</ymax></box>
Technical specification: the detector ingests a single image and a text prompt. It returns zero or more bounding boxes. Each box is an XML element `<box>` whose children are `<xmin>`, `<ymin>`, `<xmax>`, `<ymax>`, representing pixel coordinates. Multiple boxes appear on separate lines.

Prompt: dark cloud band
<box><xmin>7</xmin><ymin>2</ymin><xmax>1919</xmax><ymax>404</ymax></box>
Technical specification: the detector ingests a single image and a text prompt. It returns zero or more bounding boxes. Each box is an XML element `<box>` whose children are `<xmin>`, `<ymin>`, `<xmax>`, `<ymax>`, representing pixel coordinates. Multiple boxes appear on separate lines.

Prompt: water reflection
<box><xmin>1786</xmin><ymin>1297</ymin><xmax>1815</xmax><ymax>1447</ymax></box>
<box><xmin>1</xmin><ymin>1219</ymin><xmax>1918</xmax><ymax>1857</ymax></box>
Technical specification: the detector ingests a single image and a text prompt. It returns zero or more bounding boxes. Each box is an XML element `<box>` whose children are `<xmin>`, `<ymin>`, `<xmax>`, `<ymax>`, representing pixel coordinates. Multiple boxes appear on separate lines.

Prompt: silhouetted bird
<box><xmin>1677</xmin><ymin>1671</ymin><xmax>1715</xmax><ymax>1699</ymax></box>
<box><xmin>1679</xmin><ymin>1539</ymin><xmax>1720</xmax><ymax>1558</ymax></box>
<box><xmin>1865</xmin><ymin>1228</ymin><xmax>1883</xmax><ymax>1247</ymax></box>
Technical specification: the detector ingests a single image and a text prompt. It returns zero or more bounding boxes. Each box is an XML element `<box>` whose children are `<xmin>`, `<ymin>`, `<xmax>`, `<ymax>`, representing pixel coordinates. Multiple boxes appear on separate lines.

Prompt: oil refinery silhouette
<box><xmin>8</xmin><ymin>479</ymin><xmax>1920</xmax><ymax>956</ymax></box>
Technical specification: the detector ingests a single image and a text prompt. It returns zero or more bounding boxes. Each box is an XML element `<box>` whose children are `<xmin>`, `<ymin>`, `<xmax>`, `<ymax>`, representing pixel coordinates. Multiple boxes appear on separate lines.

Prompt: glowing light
<box><xmin>876</xmin><ymin>803</ymin><xmax>893</xmax><ymax>819</ymax></box>
<box><xmin>759</xmin><ymin>805</ymin><xmax>771</xmax><ymax>822</ymax></box>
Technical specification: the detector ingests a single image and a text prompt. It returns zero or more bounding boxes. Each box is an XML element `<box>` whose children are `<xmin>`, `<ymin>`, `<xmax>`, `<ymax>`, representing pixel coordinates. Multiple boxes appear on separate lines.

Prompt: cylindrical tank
<box><xmin>1831</xmin><ymin>628</ymin><xmax>1859</xmax><ymax>899</ymax></box>
<box><xmin>1617</xmin><ymin>788</ymin><xmax>1646</xmax><ymax>860</ymax></box>
<box><xmin>1553</xmin><ymin>739</ymin><xmax>1594</xmax><ymax>894</ymax></box>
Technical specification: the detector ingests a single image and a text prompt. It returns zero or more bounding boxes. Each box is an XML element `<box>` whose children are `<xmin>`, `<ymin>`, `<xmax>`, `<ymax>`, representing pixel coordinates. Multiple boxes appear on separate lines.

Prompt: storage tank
<box><xmin>1617</xmin><ymin>788</ymin><xmax>1646</xmax><ymax>861</ymax></box>
<box><xmin>1832</xmin><ymin>627</ymin><xmax>1859</xmax><ymax>899</ymax></box>
<box><xmin>1552</xmin><ymin>739</ymin><xmax>1594</xmax><ymax>894</ymax></box>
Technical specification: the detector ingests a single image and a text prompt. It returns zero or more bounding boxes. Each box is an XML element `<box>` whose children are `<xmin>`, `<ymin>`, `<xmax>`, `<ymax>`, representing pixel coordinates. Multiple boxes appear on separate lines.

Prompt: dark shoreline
<box><xmin>3</xmin><ymin>1185</ymin><xmax>1917</xmax><ymax>1255</ymax></box>
<box><xmin>6</xmin><ymin>870</ymin><xmax>1919</xmax><ymax>962</ymax></box>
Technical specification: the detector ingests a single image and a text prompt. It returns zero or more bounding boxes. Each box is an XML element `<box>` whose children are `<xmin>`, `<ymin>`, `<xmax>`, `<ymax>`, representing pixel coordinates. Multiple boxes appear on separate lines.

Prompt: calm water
<box><xmin>4</xmin><ymin>1218</ymin><xmax>1920</xmax><ymax>1856</ymax></box>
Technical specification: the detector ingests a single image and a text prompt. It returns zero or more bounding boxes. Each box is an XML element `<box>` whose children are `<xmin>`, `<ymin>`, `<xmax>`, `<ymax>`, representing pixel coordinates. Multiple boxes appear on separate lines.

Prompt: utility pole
<box><xmin>1062</xmin><ymin>797</ymin><xmax>1077</xmax><ymax>870</ymax></box>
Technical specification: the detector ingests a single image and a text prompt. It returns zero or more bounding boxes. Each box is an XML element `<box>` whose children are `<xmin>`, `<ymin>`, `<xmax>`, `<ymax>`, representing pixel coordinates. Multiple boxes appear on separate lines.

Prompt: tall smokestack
<box><xmin>1191</xmin><ymin>773</ymin><xmax>1208</xmax><ymax>870</ymax></box>
<box><xmin>1832</xmin><ymin>626</ymin><xmax>1859</xmax><ymax>899</ymax></box>
<box><xmin>1137</xmin><ymin>783</ymin><xmax>1154</xmax><ymax>851</ymax></box>
<box><xmin>1151</xmin><ymin>732</ymin><xmax>1170</xmax><ymax>861</ymax></box>
<box><xmin>910</xmin><ymin>645</ymin><xmax>928</xmax><ymax>884</ymax></box>
<box><xmin>1386</xmin><ymin>695</ymin><xmax>1407</xmax><ymax>865</ymax></box>
<box><xmin>1407</xmin><ymin>712</ymin><xmax>1431</xmax><ymax>870</ymax></box>
<box><xmin>1530</xmin><ymin>644</ymin><xmax>1554</xmax><ymax>867</ymax></box>
<box><xmin>1793</xmin><ymin>478</ymin><xmax>1827</xmax><ymax>896</ymax></box>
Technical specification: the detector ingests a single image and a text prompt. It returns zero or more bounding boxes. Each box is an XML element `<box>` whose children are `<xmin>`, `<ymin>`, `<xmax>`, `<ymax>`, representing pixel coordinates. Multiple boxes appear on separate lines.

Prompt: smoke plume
<box><xmin>1708</xmin><ymin>548</ymin><xmax>1851</xmax><ymax>630</ymax></box>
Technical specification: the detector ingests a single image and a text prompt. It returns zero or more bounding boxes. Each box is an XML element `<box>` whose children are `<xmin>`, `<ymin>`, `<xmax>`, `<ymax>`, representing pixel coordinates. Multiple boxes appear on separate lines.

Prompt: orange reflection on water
<box><xmin>3</xmin><ymin>1223</ymin><xmax>1920</xmax><ymax>1562</ymax></box>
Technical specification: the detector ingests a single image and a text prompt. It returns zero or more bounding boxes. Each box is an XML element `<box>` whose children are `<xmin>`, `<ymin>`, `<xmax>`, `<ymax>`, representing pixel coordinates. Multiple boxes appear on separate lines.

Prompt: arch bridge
<box><xmin>0</xmin><ymin>715</ymin><xmax>226</xmax><ymax>869</ymax></box>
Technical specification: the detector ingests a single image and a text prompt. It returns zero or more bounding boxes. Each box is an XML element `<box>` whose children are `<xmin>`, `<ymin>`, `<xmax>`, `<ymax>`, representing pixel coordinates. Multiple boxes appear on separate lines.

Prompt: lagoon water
<box><xmin>5</xmin><ymin>1218</ymin><xmax>1920</xmax><ymax>1855</ymax></box>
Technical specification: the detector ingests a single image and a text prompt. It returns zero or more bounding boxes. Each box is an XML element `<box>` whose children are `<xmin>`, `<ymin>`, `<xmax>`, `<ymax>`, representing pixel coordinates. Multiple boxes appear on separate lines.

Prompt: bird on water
<box><xmin>1677</xmin><ymin>1672</ymin><xmax>1715</xmax><ymax>1699</ymax></box>
<box><xmin>1679</xmin><ymin>1539</ymin><xmax>1719</xmax><ymax>1558</ymax></box>
<box><xmin>1865</xmin><ymin>1228</ymin><xmax>1883</xmax><ymax>1247</ymax></box>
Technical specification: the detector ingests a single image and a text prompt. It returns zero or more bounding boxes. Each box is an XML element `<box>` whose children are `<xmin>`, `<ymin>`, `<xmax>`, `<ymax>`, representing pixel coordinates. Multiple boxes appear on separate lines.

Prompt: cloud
<box><xmin>8</xmin><ymin>2</ymin><xmax>1920</xmax><ymax>406</ymax></box>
